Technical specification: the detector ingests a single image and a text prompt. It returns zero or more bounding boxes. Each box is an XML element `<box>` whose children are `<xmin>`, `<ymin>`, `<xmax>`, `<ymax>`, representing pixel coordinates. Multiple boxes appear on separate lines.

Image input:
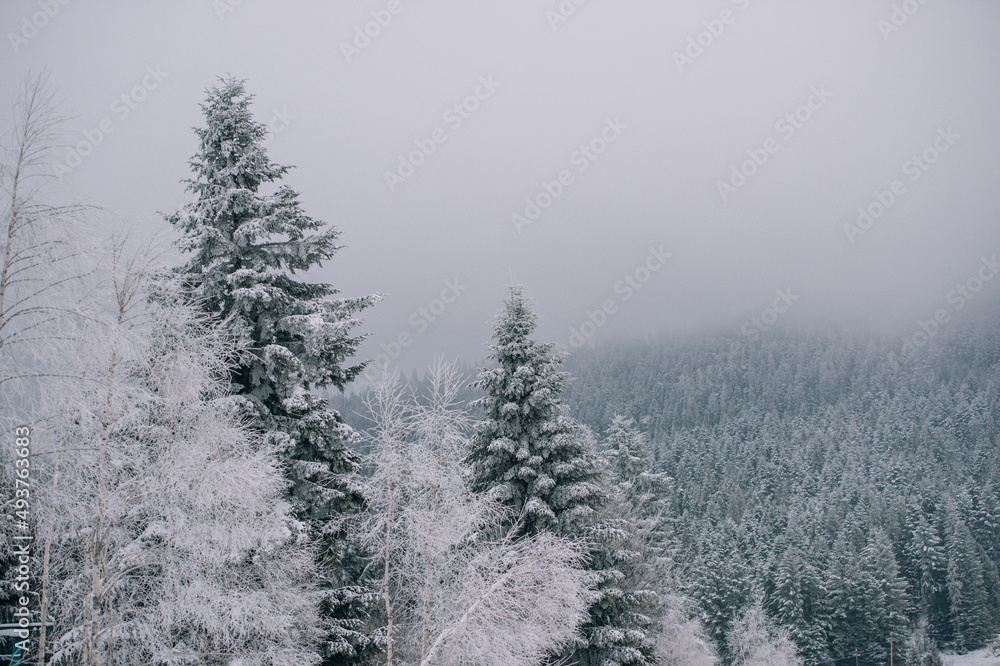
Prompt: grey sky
<box><xmin>3</xmin><ymin>0</ymin><xmax>999</xmax><ymax>376</ymax></box>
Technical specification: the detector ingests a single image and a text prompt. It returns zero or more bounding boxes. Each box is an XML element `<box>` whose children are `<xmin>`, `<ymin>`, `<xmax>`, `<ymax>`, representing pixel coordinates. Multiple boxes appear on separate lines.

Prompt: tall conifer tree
<box><xmin>469</xmin><ymin>288</ymin><xmax>661</xmax><ymax>665</ymax></box>
<box><xmin>944</xmin><ymin>504</ymin><xmax>993</xmax><ymax>651</ymax></box>
<box><xmin>165</xmin><ymin>77</ymin><xmax>380</xmax><ymax>665</ymax></box>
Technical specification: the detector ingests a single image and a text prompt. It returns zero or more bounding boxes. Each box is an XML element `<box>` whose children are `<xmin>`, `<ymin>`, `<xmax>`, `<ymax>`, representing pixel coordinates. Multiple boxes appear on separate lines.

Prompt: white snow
<box><xmin>943</xmin><ymin>644</ymin><xmax>1000</xmax><ymax>666</ymax></box>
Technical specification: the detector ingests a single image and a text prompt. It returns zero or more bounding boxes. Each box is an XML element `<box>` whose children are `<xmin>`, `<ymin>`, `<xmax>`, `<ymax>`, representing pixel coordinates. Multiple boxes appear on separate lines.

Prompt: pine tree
<box><xmin>689</xmin><ymin>519</ymin><xmax>752</xmax><ymax>659</ymax></box>
<box><xmin>967</xmin><ymin>483</ymin><xmax>999</xmax><ymax>567</ymax></box>
<box><xmin>593</xmin><ymin>416</ymin><xmax>677</xmax><ymax>665</ymax></box>
<box><xmin>943</xmin><ymin>503</ymin><xmax>993</xmax><ymax>651</ymax></box>
<box><xmin>824</xmin><ymin>526</ymin><xmax>865</xmax><ymax>665</ymax></box>
<box><xmin>963</xmin><ymin>483</ymin><xmax>1000</xmax><ymax>629</ymax></box>
<box><xmin>164</xmin><ymin>77</ymin><xmax>380</xmax><ymax>665</ymax></box>
<box><xmin>767</xmin><ymin>511</ymin><xmax>827</xmax><ymax>666</ymax></box>
<box><xmin>825</xmin><ymin>525</ymin><xmax>908</xmax><ymax>665</ymax></box>
<box><xmin>561</xmin><ymin>426</ymin><xmax>654</xmax><ymax>666</ymax></box>
<box><xmin>578</xmin><ymin>532</ymin><xmax>658</xmax><ymax>666</ymax></box>
<box><xmin>927</xmin><ymin>505</ymin><xmax>956</xmax><ymax>645</ymax></box>
<box><xmin>857</xmin><ymin>529</ymin><xmax>909</xmax><ymax>664</ymax></box>
<box><xmin>824</xmin><ymin>523</ymin><xmax>908</xmax><ymax>666</ymax></box>
<box><xmin>903</xmin><ymin>507</ymin><xmax>948</xmax><ymax>634</ymax></box>
<box><xmin>603</xmin><ymin>414</ymin><xmax>676</xmax><ymax>568</ymax></box>
<box><xmin>468</xmin><ymin>287</ymin><xmax>654</xmax><ymax>665</ymax></box>
<box><xmin>467</xmin><ymin>285</ymin><xmax>604</xmax><ymax>537</ymax></box>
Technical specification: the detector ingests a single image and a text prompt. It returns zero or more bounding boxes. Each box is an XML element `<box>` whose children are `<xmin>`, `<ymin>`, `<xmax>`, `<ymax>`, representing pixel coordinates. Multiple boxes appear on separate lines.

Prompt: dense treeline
<box><xmin>562</xmin><ymin>317</ymin><xmax>1000</xmax><ymax>664</ymax></box>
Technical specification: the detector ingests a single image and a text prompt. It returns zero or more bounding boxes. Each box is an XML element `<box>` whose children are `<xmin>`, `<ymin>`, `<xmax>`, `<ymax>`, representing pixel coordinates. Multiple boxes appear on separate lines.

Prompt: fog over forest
<box><xmin>2</xmin><ymin>1</ymin><xmax>999</xmax><ymax>374</ymax></box>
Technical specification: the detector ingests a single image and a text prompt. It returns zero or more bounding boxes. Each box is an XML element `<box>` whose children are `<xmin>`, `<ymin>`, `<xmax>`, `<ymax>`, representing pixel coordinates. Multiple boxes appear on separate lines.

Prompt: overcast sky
<box><xmin>3</xmin><ymin>0</ymin><xmax>999</xmax><ymax>376</ymax></box>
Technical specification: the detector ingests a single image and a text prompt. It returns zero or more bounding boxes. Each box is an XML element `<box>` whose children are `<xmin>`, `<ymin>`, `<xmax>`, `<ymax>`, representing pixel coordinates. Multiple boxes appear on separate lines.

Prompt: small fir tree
<box><xmin>466</xmin><ymin>285</ymin><xmax>604</xmax><ymax>537</ymax></box>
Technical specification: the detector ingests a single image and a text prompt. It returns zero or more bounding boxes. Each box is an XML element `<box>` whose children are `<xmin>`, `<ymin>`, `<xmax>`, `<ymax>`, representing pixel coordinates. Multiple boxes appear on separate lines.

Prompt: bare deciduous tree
<box><xmin>655</xmin><ymin>594</ymin><xmax>719</xmax><ymax>666</ymax></box>
<box><xmin>727</xmin><ymin>595</ymin><xmax>802</xmax><ymax>666</ymax></box>
<box><xmin>0</xmin><ymin>71</ymin><xmax>97</xmax><ymax>665</ymax></box>
<box><xmin>0</xmin><ymin>72</ymin><xmax>93</xmax><ymax>404</ymax></box>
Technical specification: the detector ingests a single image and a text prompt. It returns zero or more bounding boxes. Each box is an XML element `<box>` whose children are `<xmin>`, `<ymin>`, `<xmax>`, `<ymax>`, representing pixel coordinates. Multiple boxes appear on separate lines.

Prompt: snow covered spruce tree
<box><xmin>467</xmin><ymin>286</ymin><xmax>656</xmax><ymax>666</ymax></box>
<box><xmin>600</xmin><ymin>416</ymin><xmax>722</xmax><ymax>666</ymax></box>
<box><xmin>688</xmin><ymin>519</ymin><xmax>752</xmax><ymax>658</ymax></box>
<box><xmin>575</xmin><ymin>425</ymin><xmax>658</xmax><ymax>666</ymax></box>
<box><xmin>164</xmin><ymin>77</ymin><xmax>380</xmax><ymax>664</ymax></box>
<box><xmin>601</xmin><ymin>414</ymin><xmax>676</xmax><ymax>590</ymax></box>
<box><xmin>824</xmin><ymin>524</ymin><xmax>908</xmax><ymax>665</ymax></box>
<box><xmin>765</xmin><ymin>509</ymin><xmax>828</xmax><ymax>666</ymax></box>
<box><xmin>40</xmin><ymin>241</ymin><xmax>321</xmax><ymax>665</ymax></box>
<box><xmin>467</xmin><ymin>286</ymin><xmax>604</xmax><ymax>538</ymax></box>
<box><xmin>943</xmin><ymin>501</ymin><xmax>994</xmax><ymax>651</ymax></box>
<box><xmin>902</xmin><ymin>506</ymin><xmax>948</xmax><ymax>638</ymax></box>
<box><xmin>588</xmin><ymin>415</ymin><xmax>683</xmax><ymax>665</ymax></box>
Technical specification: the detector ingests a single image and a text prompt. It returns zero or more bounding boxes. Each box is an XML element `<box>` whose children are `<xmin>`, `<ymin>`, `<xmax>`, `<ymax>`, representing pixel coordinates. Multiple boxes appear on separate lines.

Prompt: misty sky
<box><xmin>3</xmin><ymin>0</ymin><xmax>999</xmax><ymax>376</ymax></box>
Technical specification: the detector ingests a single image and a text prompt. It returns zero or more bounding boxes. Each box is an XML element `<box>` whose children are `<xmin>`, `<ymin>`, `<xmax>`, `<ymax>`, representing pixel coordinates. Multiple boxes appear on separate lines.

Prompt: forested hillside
<box><xmin>562</xmin><ymin>313</ymin><xmax>1000</xmax><ymax>664</ymax></box>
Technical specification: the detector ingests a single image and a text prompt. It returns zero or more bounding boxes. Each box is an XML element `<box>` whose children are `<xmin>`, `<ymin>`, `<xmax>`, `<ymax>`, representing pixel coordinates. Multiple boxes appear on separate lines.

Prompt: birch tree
<box><xmin>0</xmin><ymin>71</ymin><xmax>93</xmax><ymax>649</ymax></box>
<box><xmin>36</xmin><ymin>241</ymin><xmax>321</xmax><ymax>665</ymax></box>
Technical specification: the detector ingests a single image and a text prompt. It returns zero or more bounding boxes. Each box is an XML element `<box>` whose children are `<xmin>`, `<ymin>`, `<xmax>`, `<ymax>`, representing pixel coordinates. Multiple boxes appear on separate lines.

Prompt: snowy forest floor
<box><xmin>943</xmin><ymin>638</ymin><xmax>1000</xmax><ymax>666</ymax></box>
